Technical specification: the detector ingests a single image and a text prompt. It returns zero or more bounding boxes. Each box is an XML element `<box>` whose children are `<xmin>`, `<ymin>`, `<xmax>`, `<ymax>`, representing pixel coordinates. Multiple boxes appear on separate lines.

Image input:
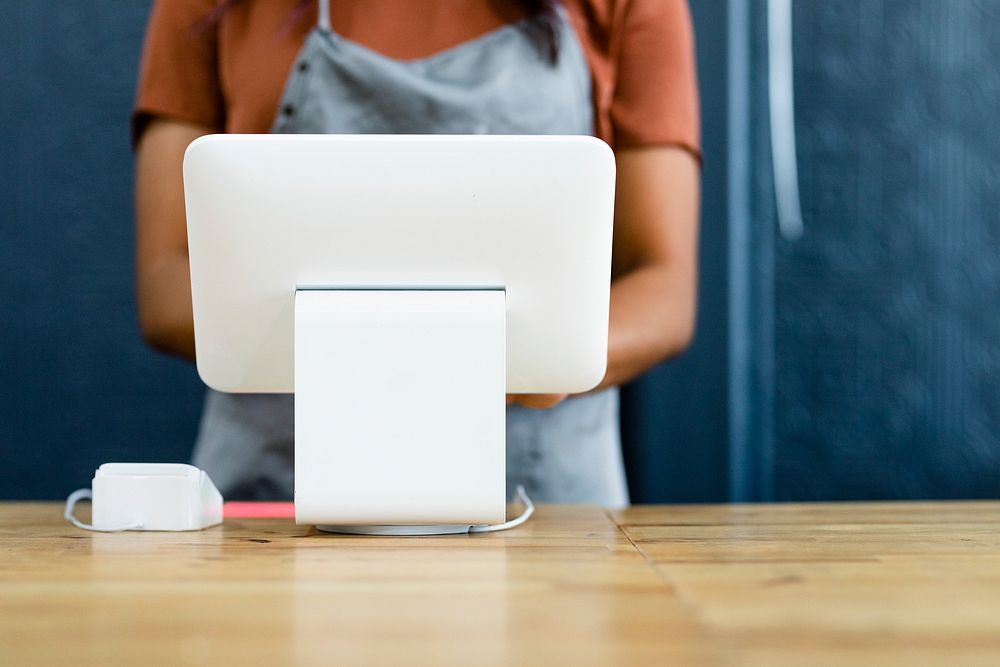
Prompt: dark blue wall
<box><xmin>738</xmin><ymin>0</ymin><xmax>1000</xmax><ymax>500</ymax></box>
<box><xmin>0</xmin><ymin>1</ymin><xmax>205</xmax><ymax>498</ymax></box>
<box><xmin>3</xmin><ymin>1</ymin><xmax>997</xmax><ymax>502</ymax></box>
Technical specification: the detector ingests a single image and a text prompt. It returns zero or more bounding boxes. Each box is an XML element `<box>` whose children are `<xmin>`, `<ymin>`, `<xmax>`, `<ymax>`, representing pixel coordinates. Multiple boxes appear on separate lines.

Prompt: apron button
<box><xmin>282</xmin><ymin>104</ymin><xmax>295</xmax><ymax>117</ymax></box>
<box><xmin>298</xmin><ymin>61</ymin><xmax>309</xmax><ymax>72</ymax></box>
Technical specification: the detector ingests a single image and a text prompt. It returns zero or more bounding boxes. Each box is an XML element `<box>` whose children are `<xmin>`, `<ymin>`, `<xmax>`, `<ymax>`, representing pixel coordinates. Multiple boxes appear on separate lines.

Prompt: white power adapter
<box><xmin>64</xmin><ymin>463</ymin><xmax>223</xmax><ymax>532</ymax></box>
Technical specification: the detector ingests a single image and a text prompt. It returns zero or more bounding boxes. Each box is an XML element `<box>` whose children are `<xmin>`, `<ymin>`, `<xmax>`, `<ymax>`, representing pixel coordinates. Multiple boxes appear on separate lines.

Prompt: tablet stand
<box><xmin>293</xmin><ymin>290</ymin><xmax>507</xmax><ymax>535</ymax></box>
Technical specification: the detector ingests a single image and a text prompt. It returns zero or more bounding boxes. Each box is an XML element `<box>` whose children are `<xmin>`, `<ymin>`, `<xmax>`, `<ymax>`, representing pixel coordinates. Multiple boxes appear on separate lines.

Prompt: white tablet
<box><xmin>183</xmin><ymin>134</ymin><xmax>615</xmax><ymax>394</ymax></box>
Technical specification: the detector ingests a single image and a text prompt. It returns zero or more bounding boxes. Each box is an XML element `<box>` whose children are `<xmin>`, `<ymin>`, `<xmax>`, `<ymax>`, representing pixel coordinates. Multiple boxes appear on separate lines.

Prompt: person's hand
<box><xmin>506</xmin><ymin>394</ymin><xmax>568</xmax><ymax>409</ymax></box>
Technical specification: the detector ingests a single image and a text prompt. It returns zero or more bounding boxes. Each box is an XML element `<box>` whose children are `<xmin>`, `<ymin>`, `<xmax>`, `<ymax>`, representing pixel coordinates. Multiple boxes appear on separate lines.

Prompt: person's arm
<box><xmin>512</xmin><ymin>0</ymin><xmax>700</xmax><ymax>409</ymax></box>
<box><xmin>508</xmin><ymin>144</ymin><xmax>700</xmax><ymax>409</ymax></box>
<box><xmin>601</xmin><ymin>144</ymin><xmax>700</xmax><ymax>387</ymax></box>
<box><xmin>134</xmin><ymin>117</ymin><xmax>213</xmax><ymax>360</ymax></box>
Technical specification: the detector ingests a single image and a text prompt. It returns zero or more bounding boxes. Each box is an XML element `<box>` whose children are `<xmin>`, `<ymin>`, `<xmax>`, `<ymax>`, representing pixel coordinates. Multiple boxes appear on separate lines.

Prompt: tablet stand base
<box><xmin>293</xmin><ymin>289</ymin><xmax>507</xmax><ymax>533</ymax></box>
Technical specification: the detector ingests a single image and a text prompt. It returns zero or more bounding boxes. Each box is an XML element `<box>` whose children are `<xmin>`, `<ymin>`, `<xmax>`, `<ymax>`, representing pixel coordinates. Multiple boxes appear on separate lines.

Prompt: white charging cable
<box><xmin>468</xmin><ymin>485</ymin><xmax>534</xmax><ymax>533</ymax></box>
<box><xmin>64</xmin><ymin>488</ymin><xmax>143</xmax><ymax>532</ymax></box>
<box><xmin>63</xmin><ymin>483</ymin><xmax>533</xmax><ymax>534</ymax></box>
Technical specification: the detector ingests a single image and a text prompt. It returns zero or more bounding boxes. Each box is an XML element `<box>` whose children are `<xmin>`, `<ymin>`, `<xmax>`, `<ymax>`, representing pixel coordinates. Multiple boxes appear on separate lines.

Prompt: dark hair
<box><xmin>514</xmin><ymin>0</ymin><xmax>562</xmax><ymax>64</ymax></box>
<box><xmin>200</xmin><ymin>0</ymin><xmax>562</xmax><ymax>64</ymax></box>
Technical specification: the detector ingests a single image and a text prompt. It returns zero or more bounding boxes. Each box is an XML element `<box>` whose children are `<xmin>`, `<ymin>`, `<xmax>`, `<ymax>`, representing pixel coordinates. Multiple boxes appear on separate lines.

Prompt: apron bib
<box><xmin>192</xmin><ymin>0</ymin><xmax>629</xmax><ymax>507</ymax></box>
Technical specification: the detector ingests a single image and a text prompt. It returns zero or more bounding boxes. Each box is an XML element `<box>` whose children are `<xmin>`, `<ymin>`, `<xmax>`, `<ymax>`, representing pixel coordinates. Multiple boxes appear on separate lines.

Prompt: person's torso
<box><xmin>270</xmin><ymin>1</ymin><xmax>593</xmax><ymax>136</ymax></box>
<box><xmin>213</xmin><ymin>0</ymin><xmax>606</xmax><ymax>135</ymax></box>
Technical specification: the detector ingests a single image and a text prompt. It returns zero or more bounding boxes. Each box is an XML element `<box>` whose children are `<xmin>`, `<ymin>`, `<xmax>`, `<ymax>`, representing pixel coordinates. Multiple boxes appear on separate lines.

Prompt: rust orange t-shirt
<box><xmin>133</xmin><ymin>0</ymin><xmax>700</xmax><ymax>155</ymax></box>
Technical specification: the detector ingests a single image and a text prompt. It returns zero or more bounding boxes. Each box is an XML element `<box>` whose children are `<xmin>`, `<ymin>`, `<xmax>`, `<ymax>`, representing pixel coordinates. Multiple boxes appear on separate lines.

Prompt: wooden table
<box><xmin>2</xmin><ymin>502</ymin><xmax>999</xmax><ymax>666</ymax></box>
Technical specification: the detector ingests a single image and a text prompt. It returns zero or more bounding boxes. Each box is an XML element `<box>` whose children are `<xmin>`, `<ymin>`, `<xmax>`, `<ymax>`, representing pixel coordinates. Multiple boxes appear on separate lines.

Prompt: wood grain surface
<box><xmin>2</xmin><ymin>501</ymin><xmax>999</xmax><ymax>666</ymax></box>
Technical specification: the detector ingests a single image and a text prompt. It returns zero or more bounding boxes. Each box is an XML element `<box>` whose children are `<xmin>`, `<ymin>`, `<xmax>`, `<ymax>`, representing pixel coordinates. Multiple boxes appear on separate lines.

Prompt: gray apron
<box><xmin>192</xmin><ymin>0</ymin><xmax>629</xmax><ymax>507</ymax></box>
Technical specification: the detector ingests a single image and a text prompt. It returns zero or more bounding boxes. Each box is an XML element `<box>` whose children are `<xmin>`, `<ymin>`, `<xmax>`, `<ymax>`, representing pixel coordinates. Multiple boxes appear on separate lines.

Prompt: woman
<box><xmin>134</xmin><ymin>0</ymin><xmax>700</xmax><ymax>505</ymax></box>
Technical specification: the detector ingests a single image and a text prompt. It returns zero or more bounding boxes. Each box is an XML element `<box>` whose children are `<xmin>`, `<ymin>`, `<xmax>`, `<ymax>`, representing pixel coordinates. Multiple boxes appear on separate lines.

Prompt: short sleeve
<box><xmin>132</xmin><ymin>0</ymin><xmax>225</xmax><ymax>146</ymax></box>
<box><xmin>610</xmin><ymin>0</ymin><xmax>700</xmax><ymax>156</ymax></box>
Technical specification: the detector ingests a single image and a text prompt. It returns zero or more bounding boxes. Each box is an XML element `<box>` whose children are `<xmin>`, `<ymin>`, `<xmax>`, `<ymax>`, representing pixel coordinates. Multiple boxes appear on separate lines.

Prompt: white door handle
<box><xmin>768</xmin><ymin>0</ymin><xmax>804</xmax><ymax>240</ymax></box>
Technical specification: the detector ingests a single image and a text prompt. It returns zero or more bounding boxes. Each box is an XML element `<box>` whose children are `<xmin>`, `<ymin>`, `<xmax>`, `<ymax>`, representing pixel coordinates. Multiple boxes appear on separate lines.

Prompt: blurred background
<box><xmin>1</xmin><ymin>1</ymin><xmax>998</xmax><ymax>502</ymax></box>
